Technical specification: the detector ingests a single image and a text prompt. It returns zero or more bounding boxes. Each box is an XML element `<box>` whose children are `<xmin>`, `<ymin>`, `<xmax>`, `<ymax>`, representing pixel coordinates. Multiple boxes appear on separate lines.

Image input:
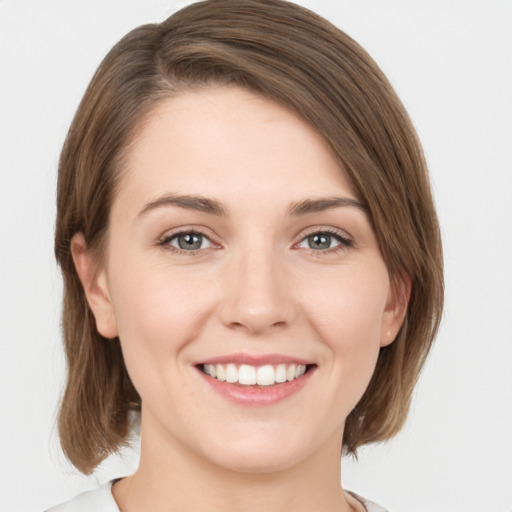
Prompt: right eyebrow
<box><xmin>137</xmin><ymin>194</ymin><xmax>227</xmax><ymax>218</ymax></box>
<box><xmin>287</xmin><ymin>196</ymin><xmax>367</xmax><ymax>216</ymax></box>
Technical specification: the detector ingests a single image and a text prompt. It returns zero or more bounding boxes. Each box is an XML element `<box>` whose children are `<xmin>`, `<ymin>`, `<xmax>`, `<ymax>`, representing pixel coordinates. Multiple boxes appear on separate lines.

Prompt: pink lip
<box><xmin>195</xmin><ymin>353</ymin><xmax>314</xmax><ymax>367</ymax></box>
<box><xmin>194</xmin><ymin>353</ymin><xmax>316</xmax><ymax>406</ymax></box>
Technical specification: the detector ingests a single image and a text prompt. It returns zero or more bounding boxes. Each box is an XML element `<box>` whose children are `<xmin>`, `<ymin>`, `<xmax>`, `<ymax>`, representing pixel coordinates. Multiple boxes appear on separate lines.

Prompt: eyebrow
<box><xmin>287</xmin><ymin>197</ymin><xmax>367</xmax><ymax>216</ymax></box>
<box><xmin>137</xmin><ymin>193</ymin><xmax>366</xmax><ymax>219</ymax></box>
<box><xmin>137</xmin><ymin>194</ymin><xmax>227</xmax><ymax>218</ymax></box>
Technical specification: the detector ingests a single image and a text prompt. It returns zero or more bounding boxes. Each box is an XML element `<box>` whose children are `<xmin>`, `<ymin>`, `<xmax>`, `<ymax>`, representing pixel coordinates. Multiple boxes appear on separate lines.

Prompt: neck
<box><xmin>113</xmin><ymin>417</ymin><xmax>356</xmax><ymax>512</ymax></box>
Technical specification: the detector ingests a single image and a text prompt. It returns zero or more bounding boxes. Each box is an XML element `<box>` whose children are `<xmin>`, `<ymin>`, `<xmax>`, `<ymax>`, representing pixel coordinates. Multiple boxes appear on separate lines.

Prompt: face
<box><xmin>75</xmin><ymin>86</ymin><xmax>406</xmax><ymax>474</ymax></box>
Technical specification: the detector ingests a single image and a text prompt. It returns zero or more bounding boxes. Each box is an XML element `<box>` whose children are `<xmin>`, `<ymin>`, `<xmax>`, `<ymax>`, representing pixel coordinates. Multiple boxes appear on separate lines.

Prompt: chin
<box><xmin>213</xmin><ymin>446</ymin><xmax>304</xmax><ymax>475</ymax></box>
<box><xmin>195</xmin><ymin>426</ymin><xmax>319</xmax><ymax>475</ymax></box>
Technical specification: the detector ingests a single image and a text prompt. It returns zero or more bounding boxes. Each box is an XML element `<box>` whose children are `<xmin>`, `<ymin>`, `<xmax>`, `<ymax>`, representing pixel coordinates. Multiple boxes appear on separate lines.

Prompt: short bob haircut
<box><xmin>55</xmin><ymin>0</ymin><xmax>443</xmax><ymax>475</ymax></box>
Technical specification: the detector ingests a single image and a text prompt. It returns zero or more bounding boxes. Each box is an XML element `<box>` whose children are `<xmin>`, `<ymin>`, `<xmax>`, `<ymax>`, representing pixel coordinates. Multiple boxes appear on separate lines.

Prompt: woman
<box><xmin>48</xmin><ymin>0</ymin><xmax>443</xmax><ymax>510</ymax></box>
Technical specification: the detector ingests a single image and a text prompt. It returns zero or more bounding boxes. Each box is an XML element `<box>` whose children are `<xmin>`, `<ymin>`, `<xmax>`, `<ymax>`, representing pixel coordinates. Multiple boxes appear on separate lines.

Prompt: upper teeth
<box><xmin>203</xmin><ymin>363</ymin><xmax>307</xmax><ymax>386</ymax></box>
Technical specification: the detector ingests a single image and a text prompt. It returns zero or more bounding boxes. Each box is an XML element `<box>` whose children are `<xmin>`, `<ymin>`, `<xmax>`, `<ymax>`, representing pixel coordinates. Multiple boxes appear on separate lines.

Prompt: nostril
<box><xmin>228</xmin><ymin>322</ymin><xmax>247</xmax><ymax>332</ymax></box>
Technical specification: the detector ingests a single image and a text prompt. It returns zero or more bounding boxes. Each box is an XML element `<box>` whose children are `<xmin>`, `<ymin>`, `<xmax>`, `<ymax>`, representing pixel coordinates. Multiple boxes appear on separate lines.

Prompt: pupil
<box><xmin>178</xmin><ymin>233</ymin><xmax>202</xmax><ymax>250</ymax></box>
<box><xmin>309</xmin><ymin>233</ymin><xmax>330</xmax><ymax>249</ymax></box>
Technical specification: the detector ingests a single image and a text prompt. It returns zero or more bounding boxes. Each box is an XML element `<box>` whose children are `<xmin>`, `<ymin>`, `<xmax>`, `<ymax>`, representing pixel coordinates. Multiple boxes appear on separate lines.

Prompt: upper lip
<box><xmin>194</xmin><ymin>353</ymin><xmax>315</xmax><ymax>366</ymax></box>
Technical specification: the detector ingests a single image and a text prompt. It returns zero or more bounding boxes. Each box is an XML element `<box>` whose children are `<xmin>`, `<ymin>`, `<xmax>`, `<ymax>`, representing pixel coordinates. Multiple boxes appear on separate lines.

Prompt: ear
<box><xmin>70</xmin><ymin>233</ymin><xmax>119</xmax><ymax>339</ymax></box>
<box><xmin>380</xmin><ymin>270</ymin><xmax>411</xmax><ymax>347</ymax></box>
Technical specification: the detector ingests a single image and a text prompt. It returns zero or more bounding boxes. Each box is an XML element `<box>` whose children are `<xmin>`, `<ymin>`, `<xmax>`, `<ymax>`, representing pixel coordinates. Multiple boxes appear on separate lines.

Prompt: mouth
<box><xmin>193</xmin><ymin>354</ymin><xmax>317</xmax><ymax>405</ymax></box>
<box><xmin>198</xmin><ymin>362</ymin><xmax>316</xmax><ymax>387</ymax></box>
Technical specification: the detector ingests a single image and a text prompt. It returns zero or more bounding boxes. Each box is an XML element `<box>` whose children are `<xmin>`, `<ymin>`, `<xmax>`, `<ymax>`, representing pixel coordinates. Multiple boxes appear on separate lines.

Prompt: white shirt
<box><xmin>46</xmin><ymin>481</ymin><xmax>389</xmax><ymax>512</ymax></box>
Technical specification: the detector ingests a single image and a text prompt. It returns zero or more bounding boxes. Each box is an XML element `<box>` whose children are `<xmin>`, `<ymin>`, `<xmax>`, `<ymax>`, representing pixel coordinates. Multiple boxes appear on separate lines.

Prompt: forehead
<box><xmin>116</xmin><ymin>86</ymin><xmax>358</xmax><ymax>215</ymax></box>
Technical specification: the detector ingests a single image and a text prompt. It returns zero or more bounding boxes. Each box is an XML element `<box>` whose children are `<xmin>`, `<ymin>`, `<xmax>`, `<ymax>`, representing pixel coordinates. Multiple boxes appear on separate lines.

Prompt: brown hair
<box><xmin>55</xmin><ymin>0</ymin><xmax>443</xmax><ymax>474</ymax></box>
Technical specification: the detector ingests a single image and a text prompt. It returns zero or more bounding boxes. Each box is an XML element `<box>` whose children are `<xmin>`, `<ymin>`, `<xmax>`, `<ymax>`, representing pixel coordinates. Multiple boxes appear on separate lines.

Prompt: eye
<box><xmin>297</xmin><ymin>231</ymin><xmax>351</xmax><ymax>251</ymax></box>
<box><xmin>162</xmin><ymin>231</ymin><xmax>213</xmax><ymax>251</ymax></box>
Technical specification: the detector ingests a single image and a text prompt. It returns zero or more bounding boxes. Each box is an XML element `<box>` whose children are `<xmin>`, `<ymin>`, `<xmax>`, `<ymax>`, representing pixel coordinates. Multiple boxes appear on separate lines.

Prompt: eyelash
<box><xmin>158</xmin><ymin>229</ymin><xmax>217</xmax><ymax>255</ymax></box>
<box><xmin>158</xmin><ymin>227</ymin><xmax>353</xmax><ymax>255</ymax></box>
<box><xmin>297</xmin><ymin>228</ymin><xmax>353</xmax><ymax>254</ymax></box>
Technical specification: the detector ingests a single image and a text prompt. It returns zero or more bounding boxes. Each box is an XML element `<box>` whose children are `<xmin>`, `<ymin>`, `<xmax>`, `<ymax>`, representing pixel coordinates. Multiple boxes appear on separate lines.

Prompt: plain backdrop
<box><xmin>1</xmin><ymin>1</ymin><xmax>511</xmax><ymax>511</ymax></box>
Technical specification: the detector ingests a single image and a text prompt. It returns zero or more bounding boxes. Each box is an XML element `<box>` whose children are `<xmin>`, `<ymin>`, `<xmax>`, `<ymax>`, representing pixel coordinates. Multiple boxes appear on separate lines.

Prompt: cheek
<box><xmin>109</xmin><ymin>251</ymin><xmax>209</xmax><ymax>336</ymax></box>
<box><xmin>303</xmin><ymin>267</ymin><xmax>388</xmax><ymax>345</ymax></box>
<box><xmin>299</xmin><ymin>265</ymin><xmax>389</xmax><ymax>394</ymax></box>
<box><xmin>106</xmin><ymin>265</ymin><xmax>214</xmax><ymax>419</ymax></box>
<box><xmin>106</xmin><ymin>254</ymin><xmax>216</xmax><ymax>385</ymax></box>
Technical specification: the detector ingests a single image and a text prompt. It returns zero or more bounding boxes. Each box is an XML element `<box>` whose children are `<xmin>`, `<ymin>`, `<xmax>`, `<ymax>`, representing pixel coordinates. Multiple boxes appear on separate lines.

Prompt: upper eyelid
<box><xmin>159</xmin><ymin>226</ymin><xmax>218</xmax><ymax>243</ymax></box>
<box><xmin>296</xmin><ymin>226</ymin><xmax>352</xmax><ymax>242</ymax></box>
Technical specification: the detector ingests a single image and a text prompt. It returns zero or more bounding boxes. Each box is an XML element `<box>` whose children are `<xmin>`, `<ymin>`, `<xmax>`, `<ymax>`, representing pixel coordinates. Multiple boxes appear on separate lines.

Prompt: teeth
<box><xmin>239</xmin><ymin>364</ymin><xmax>256</xmax><ymax>385</ymax></box>
<box><xmin>286</xmin><ymin>364</ymin><xmax>297</xmax><ymax>381</ymax></box>
<box><xmin>225</xmin><ymin>364</ymin><xmax>238</xmax><ymax>384</ymax></box>
<box><xmin>202</xmin><ymin>363</ymin><xmax>308</xmax><ymax>386</ymax></box>
<box><xmin>275</xmin><ymin>364</ymin><xmax>287</xmax><ymax>383</ymax></box>
<box><xmin>216</xmin><ymin>364</ymin><xmax>225</xmax><ymax>382</ymax></box>
<box><xmin>256</xmin><ymin>365</ymin><xmax>275</xmax><ymax>386</ymax></box>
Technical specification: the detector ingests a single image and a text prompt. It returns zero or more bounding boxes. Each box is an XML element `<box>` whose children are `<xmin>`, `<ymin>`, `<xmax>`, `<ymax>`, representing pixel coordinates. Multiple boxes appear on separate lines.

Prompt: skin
<box><xmin>72</xmin><ymin>86</ymin><xmax>408</xmax><ymax>512</ymax></box>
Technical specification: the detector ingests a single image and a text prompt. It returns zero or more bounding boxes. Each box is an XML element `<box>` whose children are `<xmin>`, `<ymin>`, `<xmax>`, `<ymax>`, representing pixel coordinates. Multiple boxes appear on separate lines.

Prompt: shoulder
<box><xmin>348</xmin><ymin>490</ymin><xmax>391</xmax><ymax>512</ymax></box>
<box><xmin>45</xmin><ymin>481</ymin><xmax>119</xmax><ymax>512</ymax></box>
<box><xmin>45</xmin><ymin>483</ymin><xmax>387</xmax><ymax>512</ymax></box>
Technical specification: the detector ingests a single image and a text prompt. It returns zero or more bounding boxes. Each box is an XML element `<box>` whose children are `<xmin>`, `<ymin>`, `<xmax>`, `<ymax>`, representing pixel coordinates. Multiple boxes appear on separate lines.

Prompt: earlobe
<box><xmin>380</xmin><ymin>271</ymin><xmax>411</xmax><ymax>347</ymax></box>
<box><xmin>70</xmin><ymin>233</ymin><xmax>119</xmax><ymax>339</ymax></box>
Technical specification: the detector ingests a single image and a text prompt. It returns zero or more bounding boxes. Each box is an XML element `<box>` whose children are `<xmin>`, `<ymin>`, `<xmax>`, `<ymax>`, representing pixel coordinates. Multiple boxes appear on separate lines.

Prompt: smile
<box><xmin>201</xmin><ymin>363</ymin><xmax>308</xmax><ymax>386</ymax></box>
<box><xmin>195</xmin><ymin>355</ymin><xmax>316</xmax><ymax>406</ymax></box>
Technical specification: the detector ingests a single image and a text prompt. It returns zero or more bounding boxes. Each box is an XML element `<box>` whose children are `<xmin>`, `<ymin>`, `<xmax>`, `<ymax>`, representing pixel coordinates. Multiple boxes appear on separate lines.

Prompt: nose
<box><xmin>218</xmin><ymin>245</ymin><xmax>297</xmax><ymax>335</ymax></box>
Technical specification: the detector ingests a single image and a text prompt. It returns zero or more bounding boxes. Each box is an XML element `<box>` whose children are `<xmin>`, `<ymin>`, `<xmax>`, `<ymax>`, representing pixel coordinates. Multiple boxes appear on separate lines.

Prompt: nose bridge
<box><xmin>220</xmin><ymin>237</ymin><xmax>295</xmax><ymax>334</ymax></box>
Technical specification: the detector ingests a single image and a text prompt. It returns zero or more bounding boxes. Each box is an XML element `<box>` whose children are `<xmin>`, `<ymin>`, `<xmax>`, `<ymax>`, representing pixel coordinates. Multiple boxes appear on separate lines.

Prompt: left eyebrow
<box><xmin>137</xmin><ymin>193</ymin><xmax>227</xmax><ymax>218</ymax></box>
<box><xmin>287</xmin><ymin>196</ymin><xmax>367</xmax><ymax>216</ymax></box>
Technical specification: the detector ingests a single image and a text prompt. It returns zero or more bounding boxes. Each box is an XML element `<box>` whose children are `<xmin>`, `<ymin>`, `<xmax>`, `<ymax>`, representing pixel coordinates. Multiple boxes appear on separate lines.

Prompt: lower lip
<box><xmin>197</xmin><ymin>367</ymin><xmax>315</xmax><ymax>406</ymax></box>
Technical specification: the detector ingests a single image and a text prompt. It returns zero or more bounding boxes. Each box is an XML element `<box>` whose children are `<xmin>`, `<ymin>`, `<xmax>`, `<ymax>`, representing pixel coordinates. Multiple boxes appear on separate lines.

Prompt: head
<box><xmin>55</xmin><ymin>0</ymin><xmax>443</xmax><ymax>475</ymax></box>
